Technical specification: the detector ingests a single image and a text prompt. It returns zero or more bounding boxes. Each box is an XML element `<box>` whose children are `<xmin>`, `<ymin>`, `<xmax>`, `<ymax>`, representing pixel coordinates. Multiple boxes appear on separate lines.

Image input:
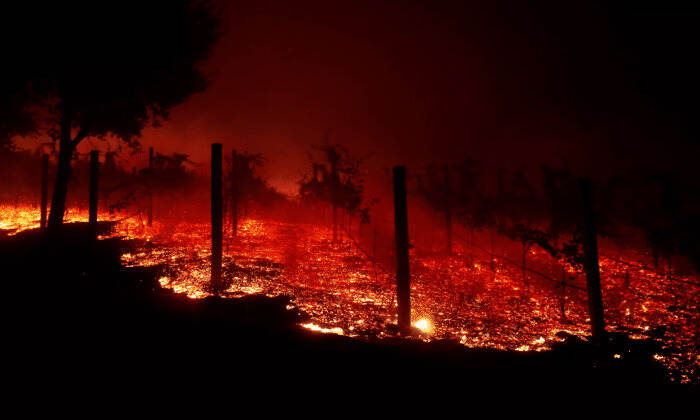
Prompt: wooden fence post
<box><xmin>372</xmin><ymin>225</ymin><xmax>378</xmax><ymax>281</ymax></box>
<box><xmin>332</xmin><ymin>204</ymin><xmax>338</xmax><ymax>242</ymax></box>
<box><xmin>444</xmin><ymin>164</ymin><xmax>452</xmax><ymax>254</ymax></box>
<box><xmin>211</xmin><ymin>143</ymin><xmax>223</xmax><ymax>295</ymax></box>
<box><xmin>560</xmin><ymin>266</ymin><xmax>567</xmax><ymax>321</ymax></box>
<box><xmin>231</xmin><ymin>149</ymin><xmax>238</xmax><ymax>236</ymax></box>
<box><xmin>89</xmin><ymin>151</ymin><xmax>99</xmax><ymax>232</ymax></box>
<box><xmin>580</xmin><ymin>179</ymin><xmax>606</xmax><ymax>342</ymax></box>
<box><xmin>147</xmin><ymin>147</ymin><xmax>154</xmax><ymax>227</ymax></box>
<box><xmin>393</xmin><ymin>166</ymin><xmax>411</xmax><ymax>335</ymax></box>
<box><xmin>522</xmin><ymin>243</ymin><xmax>529</xmax><ymax>291</ymax></box>
<box><xmin>490</xmin><ymin>229</ymin><xmax>496</xmax><ymax>281</ymax></box>
<box><xmin>40</xmin><ymin>154</ymin><xmax>49</xmax><ymax>230</ymax></box>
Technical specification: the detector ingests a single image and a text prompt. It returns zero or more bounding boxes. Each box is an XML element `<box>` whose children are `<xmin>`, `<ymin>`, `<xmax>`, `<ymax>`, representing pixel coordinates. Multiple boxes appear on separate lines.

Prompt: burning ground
<box><xmin>3</xmin><ymin>204</ymin><xmax>696</xmax><ymax>384</ymax></box>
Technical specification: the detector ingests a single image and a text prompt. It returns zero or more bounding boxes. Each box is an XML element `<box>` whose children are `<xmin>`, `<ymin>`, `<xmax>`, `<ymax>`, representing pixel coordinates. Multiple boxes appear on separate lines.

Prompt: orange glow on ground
<box><xmin>1</xmin><ymin>204</ymin><xmax>698</xmax><ymax>384</ymax></box>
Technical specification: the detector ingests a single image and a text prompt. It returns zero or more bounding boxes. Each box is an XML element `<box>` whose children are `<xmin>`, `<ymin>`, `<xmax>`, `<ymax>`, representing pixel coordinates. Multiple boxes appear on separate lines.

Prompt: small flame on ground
<box><xmin>413</xmin><ymin>318</ymin><xmax>434</xmax><ymax>334</ymax></box>
<box><xmin>301</xmin><ymin>323</ymin><xmax>344</xmax><ymax>335</ymax></box>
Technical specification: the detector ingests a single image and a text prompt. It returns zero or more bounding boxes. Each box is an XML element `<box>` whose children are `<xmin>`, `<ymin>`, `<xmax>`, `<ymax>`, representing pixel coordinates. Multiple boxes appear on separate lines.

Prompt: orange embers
<box><xmin>121</xmin><ymin>215</ymin><xmax>697</xmax><ymax>383</ymax></box>
<box><xmin>1</xmin><ymin>205</ymin><xmax>697</xmax><ymax>383</ymax></box>
<box><xmin>0</xmin><ymin>205</ymin><xmax>41</xmax><ymax>233</ymax></box>
<box><xmin>0</xmin><ymin>204</ymin><xmax>145</xmax><ymax>237</ymax></box>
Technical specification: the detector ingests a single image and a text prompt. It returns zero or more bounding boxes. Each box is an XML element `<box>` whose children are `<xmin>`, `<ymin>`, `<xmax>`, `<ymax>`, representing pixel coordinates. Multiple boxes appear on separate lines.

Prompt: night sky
<box><xmin>135</xmin><ymin>0</ymin><xmax>700</xmax><ymax>194</ymax></box>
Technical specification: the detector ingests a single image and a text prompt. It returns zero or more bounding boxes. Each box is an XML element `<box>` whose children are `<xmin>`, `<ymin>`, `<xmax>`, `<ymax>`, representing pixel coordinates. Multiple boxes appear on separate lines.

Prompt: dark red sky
<box><xmin>136</xmin><ymin>0</ymin><xmax>699</xmax><ymax>194</ymax></box>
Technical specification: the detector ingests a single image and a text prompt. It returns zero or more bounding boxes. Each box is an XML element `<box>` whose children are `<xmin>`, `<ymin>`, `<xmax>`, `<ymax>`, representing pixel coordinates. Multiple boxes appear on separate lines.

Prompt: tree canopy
<box><xmin>299</xmin><ymin>143</ymin><xmax>364</xmax><ymax>215</ymax></box>
<box><xmin>2</xmin><ymin>1</ymin><xmax>220</xmax><ymax>225</ymax></box>
<box><xmin>4</xmin><ymin>0</ymin><xmax>219</xmax><ymax>144</ymax></box>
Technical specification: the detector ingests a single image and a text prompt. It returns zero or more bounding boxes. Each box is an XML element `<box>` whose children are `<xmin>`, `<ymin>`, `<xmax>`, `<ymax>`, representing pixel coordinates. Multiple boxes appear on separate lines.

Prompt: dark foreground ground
<box><xmin>2</xmin><ymin>223</ymin><xmax>696</xmax><ymax>404</ymax></box>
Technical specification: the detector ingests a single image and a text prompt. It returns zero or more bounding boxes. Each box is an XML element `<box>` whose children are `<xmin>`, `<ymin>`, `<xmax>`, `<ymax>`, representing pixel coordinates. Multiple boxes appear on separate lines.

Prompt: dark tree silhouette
<box><xmin>0</xmin><ymin>71</ymin><xmax>35</xmax><ymax>153</ymax></box>
<box><xmin>541</xmin><ymin>165</ymin><xmax>579</xmax><ymax>244</ymax></box>
<box><xmin>2</xmin><ymin>1</ymin><xmax>219</xmax><ymax>227</ymax></box>
<box><xmin>417</xmin><ymin>160</ymin><xmax>482</xmax><ymax>252</ymax></box>
<box><xmin>226</xmin><ymin>150</ymin><xmax>283</xmax><ymax>222</ymax></box>
<box><xmin>452</xmin><ymin>159</ymin><xmax>480</xmax><ymax>230</ymax></box>
<box><xmin>299</xmin><ymin>143</ymin><xmax>364</xmax><ymax>241</ymax></box>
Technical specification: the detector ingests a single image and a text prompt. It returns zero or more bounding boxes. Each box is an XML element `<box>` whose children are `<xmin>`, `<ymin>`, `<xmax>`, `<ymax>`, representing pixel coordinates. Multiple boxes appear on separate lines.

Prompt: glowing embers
<box><xmin>0</xmin><ymin>204</ymin><xmax>151</xmax><ymax>240</ymax></box>
<box><xmin>0</xmin><ymin>205</ymin><xmax>104</xmax><ymax>234</ymax></box>
<box><xmin>301</xmin><ymin>323</ymin><xmax>345</xmax><ymax>335</ymax></box>
<box><xmin>0</xmin><ymin>205</ymin><xmax>39</xmax><ymax>233</ymax></box>
<box><xmin>0</xmin><ymin>205</ymin><xmax>697</xmax><ymax>384</ymax></box>
<box><xmin>124</xmin><ymin>217</ymin><xmax>697</xmax><ymax>382</ymax></box>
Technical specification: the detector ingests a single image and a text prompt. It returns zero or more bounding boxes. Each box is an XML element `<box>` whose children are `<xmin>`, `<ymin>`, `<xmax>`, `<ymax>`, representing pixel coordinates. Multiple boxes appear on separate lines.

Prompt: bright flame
<box><xmin>301</xmin><ymin>323</ymin><xmax>344</xmax><ymax>335</ymax></box>
<box><xmin>413</xmin><ymin>318</ymin><xmax>434</xmax><ymax>334</ymax></box>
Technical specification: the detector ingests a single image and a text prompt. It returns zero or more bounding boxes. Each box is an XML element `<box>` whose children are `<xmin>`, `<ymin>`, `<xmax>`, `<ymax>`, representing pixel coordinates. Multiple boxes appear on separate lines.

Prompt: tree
<box><xmin>540</xmin><ymin>164</ymin><xmax>583</xmax><ymax>245</ymax></box>
<box><xmin>227</xmin><ymin>150</ymin><xmax>283</xmax><ymax>227</ymax></box>
<box><xmin>299</xmin><ymin>143</ymin><xmax>364</xmax><ymax>241</ymax></box>
<box><xmin>0</xmin><ymin>69</ymin><xmax>35</xmax><ymax>153</ymax></box>
<box><xmin>417</xmin><ymin>160</ymin><xmax>481</xmax><ymax>252</ymax></box>
<box><xmin>2</xmin><ymin>1</ymin><xmax>219</xmax><ymax>227</ymax></box>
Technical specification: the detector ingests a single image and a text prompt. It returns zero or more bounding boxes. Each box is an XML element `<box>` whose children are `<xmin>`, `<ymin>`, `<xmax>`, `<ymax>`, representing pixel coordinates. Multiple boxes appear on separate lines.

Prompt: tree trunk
<box><xmin>48</xmin><ymin>101</ymin><xmax>78</xmax><ymax>228</ymax></box>
<box><xmin>88</xmin><ymin>150</ymin><xmax>99</xmax><ymax>237</ymax></box>
<box><xmin>40</xmin><ymin>154</ymin><xmax>49</xmax><ymax>230</ymax></box>
<box><xmin>47</xmin><ymin>140</ymin><xmax>74</xmax><ymax>227</ymax></box>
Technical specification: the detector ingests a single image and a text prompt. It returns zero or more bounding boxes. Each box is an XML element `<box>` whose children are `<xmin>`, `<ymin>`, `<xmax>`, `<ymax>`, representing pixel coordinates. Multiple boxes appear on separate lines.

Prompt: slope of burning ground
<box><xmin>114</xmin><ymin>212</ymin><xmax>699</xmax><ymax>385</ymax></box>
<box><xmin>1</xmin><ymin>204</ymin><xmax>697</xmax><ymax>385</ymax></box>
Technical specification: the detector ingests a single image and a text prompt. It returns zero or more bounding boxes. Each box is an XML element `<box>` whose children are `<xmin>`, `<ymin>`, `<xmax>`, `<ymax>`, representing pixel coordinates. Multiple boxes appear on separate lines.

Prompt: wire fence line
<box><xmin>451</xmin><ymin>230</ymin><xmax>587</xmax><ymax>292</ymax></box>
<box><xmin>596</xmin><ymin>254</ymin><xmax>700</xmax><ymax>288</ymax></box>
<box><xmin>339</xmin><ymin>191</ymin><xmax>699</xmax><ymax>308</ymax></box>
<box><xmin>341</xmin><ymin>207</ymin><xmax>589</xmax><ymax>296</ymax></box>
